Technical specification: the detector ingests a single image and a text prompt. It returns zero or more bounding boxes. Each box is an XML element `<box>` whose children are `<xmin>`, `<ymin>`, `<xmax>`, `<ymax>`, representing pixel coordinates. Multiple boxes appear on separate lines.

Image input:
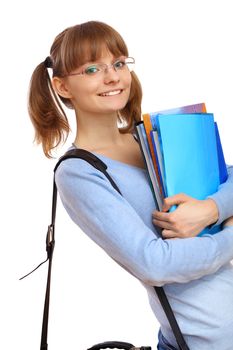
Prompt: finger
<box><xmin>163</xmin><ymin>193</ymin><xmax>190</xmax><ymax>210</ymax></box>
<box><xmin>161</xmin><ymin>229</ymin><xmax>177</xmax><ymax>239</ymax></box>
<box><xmin>152</xmin><ymin>211</ymin><xmax>171</xmax><ymax>222</ymax></box>
<box><xmin>162</xmin><ymin>196</ymin><xmax>181</xmax><ymax>212</ymax></box>
<box><xmin>152</xmin><ymin>218</ymin><xmax>175</xmax><ymax>230</ymax></box>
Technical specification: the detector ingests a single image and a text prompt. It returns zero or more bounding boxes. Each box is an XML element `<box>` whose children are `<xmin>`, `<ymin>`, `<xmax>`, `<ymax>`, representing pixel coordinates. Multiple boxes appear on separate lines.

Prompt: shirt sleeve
<box><xmin>55</xmin><ymin>159</ymin><xmax>233</xmax><ymax>287</ymax></box>
<box><xmin>208</xmin><ymin>165</ymin><xmax>233</xmax><ymax>225</ymax></box>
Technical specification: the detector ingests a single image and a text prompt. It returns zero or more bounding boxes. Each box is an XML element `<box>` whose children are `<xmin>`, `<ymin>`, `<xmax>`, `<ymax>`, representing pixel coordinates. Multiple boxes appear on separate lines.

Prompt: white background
<box><xmin>1</xmin><ymin>0</ymin><xmax>233</xmax><ymax>349</ymax></box>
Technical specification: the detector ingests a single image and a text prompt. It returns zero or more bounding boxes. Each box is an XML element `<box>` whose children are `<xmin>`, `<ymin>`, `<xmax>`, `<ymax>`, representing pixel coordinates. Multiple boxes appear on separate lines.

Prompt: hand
<box><xmin>223</xmin><ymin>216</ymin><xmax>233</xmax><ymax>227</ymax></box>
<box><xmin>152</xmin><ymin>193</ymin><xmax>219</xmax><ymax>239</ymax></box>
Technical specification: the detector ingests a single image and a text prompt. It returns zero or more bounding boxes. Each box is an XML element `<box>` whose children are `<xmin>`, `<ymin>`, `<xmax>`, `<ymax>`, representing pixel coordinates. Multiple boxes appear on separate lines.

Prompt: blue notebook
<box><xmin>214</xmin><ymin>122</ymin><xmax>228</xmax><ymax>184</ymax></box>
<box><xmin>156</xmin><ymin>113</ymin><xmax>224</xmax><ymax>235</ymax></box>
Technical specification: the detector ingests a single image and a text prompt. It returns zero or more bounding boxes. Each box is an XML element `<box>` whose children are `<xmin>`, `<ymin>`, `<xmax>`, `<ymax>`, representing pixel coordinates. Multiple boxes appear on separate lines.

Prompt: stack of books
<box><xmin>135</xmin><ymin>103</ymin><xmax>228</xmax><ymax>235</ymax></box>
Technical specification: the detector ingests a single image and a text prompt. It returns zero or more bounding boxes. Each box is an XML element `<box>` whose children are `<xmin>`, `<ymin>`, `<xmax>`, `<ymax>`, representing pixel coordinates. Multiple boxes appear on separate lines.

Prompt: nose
<box><xmin>104</xmin><ymin>66</ymin><xmax>120</xmax><ymax>84</ymax></box>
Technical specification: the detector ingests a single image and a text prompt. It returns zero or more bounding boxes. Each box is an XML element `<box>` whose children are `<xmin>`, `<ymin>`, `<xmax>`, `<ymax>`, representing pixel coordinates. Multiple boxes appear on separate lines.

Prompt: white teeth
<box><xmin>100</xmin><ymin>90</ymin><xmax>121</xmax><ymax>96</ymax></box>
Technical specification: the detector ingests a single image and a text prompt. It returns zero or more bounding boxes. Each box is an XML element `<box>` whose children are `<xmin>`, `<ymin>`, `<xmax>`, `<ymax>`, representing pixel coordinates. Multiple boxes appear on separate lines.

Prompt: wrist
<box><xmin>204</xmin><ymin>198</ymin><xmax>219</xmax><ymax>225</ymax></box>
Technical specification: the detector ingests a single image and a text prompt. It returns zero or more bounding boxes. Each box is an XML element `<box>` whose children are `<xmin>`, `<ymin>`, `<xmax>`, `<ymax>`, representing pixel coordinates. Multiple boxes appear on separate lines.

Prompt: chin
<box><xmin>106</xmin><ymin>97</ymin><xmax>129</xmax><ymax>111</ymax></box>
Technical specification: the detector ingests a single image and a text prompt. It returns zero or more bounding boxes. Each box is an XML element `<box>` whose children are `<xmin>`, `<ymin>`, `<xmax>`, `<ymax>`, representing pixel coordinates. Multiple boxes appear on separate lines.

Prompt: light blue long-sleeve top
<box><xmin>55</xmin><ymin>148</ymin><xmax>233</xmax><ymax>350</ymax></box>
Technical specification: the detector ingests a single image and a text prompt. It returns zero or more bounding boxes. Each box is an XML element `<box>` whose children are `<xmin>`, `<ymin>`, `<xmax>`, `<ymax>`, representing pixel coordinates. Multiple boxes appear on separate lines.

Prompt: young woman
<box><xmin>28</xmin><ymin>21</ymin><xmax>233</xmax><ymax>350</ymax></box>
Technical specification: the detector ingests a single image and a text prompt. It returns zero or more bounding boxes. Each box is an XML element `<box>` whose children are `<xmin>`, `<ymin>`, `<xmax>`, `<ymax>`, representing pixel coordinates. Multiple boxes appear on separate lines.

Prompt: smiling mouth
<box><xmin>98</xmin><ymin>89</ymin><xmax>123</xmax><ymax>97</ymax></box>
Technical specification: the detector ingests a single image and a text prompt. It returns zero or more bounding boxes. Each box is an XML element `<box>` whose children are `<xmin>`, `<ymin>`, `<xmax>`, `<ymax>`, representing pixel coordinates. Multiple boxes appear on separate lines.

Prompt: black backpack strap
<box><xmin>39</xmin><ymin>149</ymin><xmax>124</xmax><ymax>350</ymax></box>
<box><xmin>41</xmin><ymin>148</ymin><xmax>189</xmax><ymax>350</ymax></box>
<box><xmin>54</xmin><ymin>149</ymin><xmax>121</xmax><ymax>194</ymax></box>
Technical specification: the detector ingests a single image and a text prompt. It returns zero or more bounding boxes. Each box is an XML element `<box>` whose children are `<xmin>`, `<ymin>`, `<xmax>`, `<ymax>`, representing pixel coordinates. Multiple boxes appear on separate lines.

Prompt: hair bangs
<box><xmin>59</xmin><ymin>21</ymin><xmax>129</xmax><ymax>76</ymax></box>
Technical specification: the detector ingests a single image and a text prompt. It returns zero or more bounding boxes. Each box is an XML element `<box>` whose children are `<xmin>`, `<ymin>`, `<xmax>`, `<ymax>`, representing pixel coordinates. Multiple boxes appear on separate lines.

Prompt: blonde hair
<box><xmin>28</xmin><ymin>21</ymin><xmax>142</xmax><ymax>157</ymax></box>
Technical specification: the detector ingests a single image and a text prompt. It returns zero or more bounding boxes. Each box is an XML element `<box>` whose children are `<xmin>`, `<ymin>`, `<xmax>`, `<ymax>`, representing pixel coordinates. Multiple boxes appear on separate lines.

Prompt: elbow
<box><xmin>126</xmin><ymin>239</ymin><xmax>175</xmax><ymax>286</ymax></box>
<box><xmin>131</xmin><ymin>261</ymin><xmax>170</xmax><ymax>287</ymax></box>
<box><xmin>141</xmin><ymin>274</ymin><xmax>166</xmax><ymax>287</ymax></box>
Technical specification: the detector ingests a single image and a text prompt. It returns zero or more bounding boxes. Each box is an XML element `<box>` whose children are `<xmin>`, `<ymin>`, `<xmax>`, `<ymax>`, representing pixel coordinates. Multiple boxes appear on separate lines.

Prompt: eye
<box><xmin>84</xmin><ymin>65</ymin><xmax>100</xmax><ymax>75</ymax></box>
<box><xmin>113</xmin><ymin>59</ymin><xmax>126</xmax><ymax>70</ymax></box>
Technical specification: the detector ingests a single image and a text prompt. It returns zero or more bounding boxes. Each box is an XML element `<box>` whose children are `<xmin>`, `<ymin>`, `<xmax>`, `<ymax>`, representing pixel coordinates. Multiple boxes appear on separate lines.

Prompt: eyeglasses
<box><xmin>66</xmin><ymin>56</ymin><xmax>135</xmax><ymax>78</ymax></box>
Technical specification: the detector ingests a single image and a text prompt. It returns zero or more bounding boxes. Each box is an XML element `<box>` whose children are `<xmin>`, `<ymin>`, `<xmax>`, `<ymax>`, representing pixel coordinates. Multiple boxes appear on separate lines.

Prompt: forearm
<box><xmin>123</xmin><ymin>226</ymin><xmax>233</xmax><ymax>286</ymax></box>
<box><xmin>65</xmin><ymin>202</ymin><xmax>233</xmax><ymax>286</ymax></box>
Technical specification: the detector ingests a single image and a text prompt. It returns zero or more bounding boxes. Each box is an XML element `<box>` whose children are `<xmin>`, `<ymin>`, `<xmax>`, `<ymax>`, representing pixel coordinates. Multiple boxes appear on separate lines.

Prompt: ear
<box><xmin>52</xmin><ymin>77</ymin><xmax>73</xmax><ymax>99</ymax></box>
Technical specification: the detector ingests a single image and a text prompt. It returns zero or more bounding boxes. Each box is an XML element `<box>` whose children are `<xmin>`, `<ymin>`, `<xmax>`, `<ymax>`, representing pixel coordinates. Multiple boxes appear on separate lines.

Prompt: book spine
<box><xmin>143</xmin><ymin>114</ymin><xmax>164</xmax><ymax>198</ymax></box>
<box><xmin>135</xmin><ymin>122</ymin><xmax>163</xmax><ymax>211</ymax></box>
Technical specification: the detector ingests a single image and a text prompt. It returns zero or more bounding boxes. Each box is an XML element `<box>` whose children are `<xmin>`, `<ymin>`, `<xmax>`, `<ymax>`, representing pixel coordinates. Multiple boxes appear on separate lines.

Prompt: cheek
<box><xmin>124</xmin><ymin>74</ymin><xmax>132</xmax><ymax>97</ymax></box>
<box><xmin>69</xmin><ymin>81</ymin><xmax>96</xmax><ymax>103</ymax></box>
<box><xmin>68</xmin><ymin>77</ymin><xmax>98</xmax><ymax>95</ymax></box>
<box><xmin>125</xmin><ymin>72</ymin><xmax>132</xmax><ymax>88</ymax></box>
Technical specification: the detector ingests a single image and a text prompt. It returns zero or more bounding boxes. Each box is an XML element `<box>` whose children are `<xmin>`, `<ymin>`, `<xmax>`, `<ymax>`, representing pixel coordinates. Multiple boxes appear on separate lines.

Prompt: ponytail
<box><xmin>28</xmin><ymin>61</ymin><xmax>70</xmax><ymax>158</ymax></box>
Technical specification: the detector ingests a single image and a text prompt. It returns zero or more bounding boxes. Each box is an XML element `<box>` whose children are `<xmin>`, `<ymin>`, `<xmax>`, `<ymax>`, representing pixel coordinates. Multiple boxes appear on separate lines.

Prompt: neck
<box><xmin>74</xmin><ymin>111</ymin><xmax>127</xmax><ymax>151</ymax></box>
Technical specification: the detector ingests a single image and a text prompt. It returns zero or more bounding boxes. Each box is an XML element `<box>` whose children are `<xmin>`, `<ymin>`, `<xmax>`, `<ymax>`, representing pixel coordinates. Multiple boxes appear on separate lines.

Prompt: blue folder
<box><xmin>214</xmin><ymin>122</ymin><xmax>228</xmax><ymax>184</ymax></box>
<box><xmin>156</xmin><ymin>113</ymin><xmax>225</xmax><ymax>235</ymax></box>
